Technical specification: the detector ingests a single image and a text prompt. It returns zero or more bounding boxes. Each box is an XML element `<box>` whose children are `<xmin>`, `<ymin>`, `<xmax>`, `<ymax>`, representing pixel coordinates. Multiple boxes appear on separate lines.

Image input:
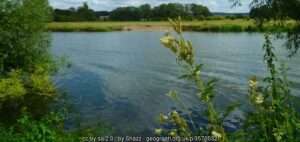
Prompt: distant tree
<box><xmin>53</xmin><ymin>2</ymin><xmax>96</xmax><ymax>21</ymax></box>
<box><xmin>53</xmin><ymin>9</ymin><xmax>75</xmax><ymax>21</ymax></box>
<box><xmin>95</xmin><ymin>11</ymin><xmax>110</xmax><ymax>20</ymax></box>
<box><xmin>249</xmin><ymin>5</ymin><xmax>272</xmax><ymax>19</ymax></box>
<box><xmin>110</xmin><ymin>7</ymin><xmax>141</xmax><ymax>21</ymax></box>
<box><xmin>77</xmin><ymin>2</ymin><xmax>97</xmax><ymax>21</ymax></box>
<box><xmin>190</xmin><ymin>4</ymin><xmax>211</xmax><ymax>20</ymax></box>
<box><xmin>152</xmin><ymin>3</ymin><xmax>188</xmax><ymax>20</ymax></box>
<box><xmin>151</xmin><ymin>3</ymin><xmax>210</xmax><ymax>21</ymax></box>
<box><xmin>52</xmin><ymin>3</ymin><xmax>211</xmax><ymax>21</ymax></box>
<box><xmin>139</xmin><ymin>4</ymin><xmax>152</xmax><ymax>21</ymax></box>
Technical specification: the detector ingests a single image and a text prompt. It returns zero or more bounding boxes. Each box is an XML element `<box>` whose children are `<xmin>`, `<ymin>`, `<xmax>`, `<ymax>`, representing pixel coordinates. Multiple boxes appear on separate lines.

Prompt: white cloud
<box><xmin>49</xmin><ymin>0</ymin><xmax>252</xmax><ymax>13</ymax></box>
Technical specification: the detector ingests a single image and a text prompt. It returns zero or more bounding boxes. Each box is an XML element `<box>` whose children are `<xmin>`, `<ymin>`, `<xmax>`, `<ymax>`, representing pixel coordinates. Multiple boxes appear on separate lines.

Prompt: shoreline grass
<box><xmin>48</xmin><ymin>19</ymin><xmax>297</xmax><ymax>32</ymax></box>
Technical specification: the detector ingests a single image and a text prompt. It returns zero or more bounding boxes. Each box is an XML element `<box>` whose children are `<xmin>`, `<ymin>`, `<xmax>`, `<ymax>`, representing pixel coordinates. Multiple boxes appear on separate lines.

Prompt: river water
<box><xmin>51</xmin><ymin>32</ymin><xmax>300</xmax><ymax>135</ymax></box>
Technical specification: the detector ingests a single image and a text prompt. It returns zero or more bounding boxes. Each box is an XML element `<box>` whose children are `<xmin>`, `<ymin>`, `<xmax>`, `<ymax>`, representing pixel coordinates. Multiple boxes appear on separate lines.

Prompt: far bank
<box><xmin>47</xmin><ymin>20</ymin><xmax>297</xmax><ymax>32</ymax></box>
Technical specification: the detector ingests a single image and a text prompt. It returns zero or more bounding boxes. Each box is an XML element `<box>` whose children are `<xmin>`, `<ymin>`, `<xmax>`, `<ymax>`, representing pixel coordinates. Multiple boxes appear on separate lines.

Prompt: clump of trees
<box><xmin>109</xmin><ymin>3</ymin><xmax>212</xmax><ymax>21</ymax></box>
<box><xmin>149</xmin><ymin>3</ymin><xmax>211</xmax><ymax>21</ymax></box>
<box><xmin>52</xmin><ymin>3</ymin><xmax>211</xmax><ymax>21</ymax></box>
<box><xmin>53</xmin><ymin>2</ymin><xmax>97</xmax><ymax>21</ymax></box>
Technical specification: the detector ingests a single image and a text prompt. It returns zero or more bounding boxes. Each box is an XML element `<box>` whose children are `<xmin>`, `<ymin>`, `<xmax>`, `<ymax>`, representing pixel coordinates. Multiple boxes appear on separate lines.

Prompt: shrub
<box><xmin>0</xmin><ymin>0</ymin><xmax>53</xmax><ymax>74</ymax></box>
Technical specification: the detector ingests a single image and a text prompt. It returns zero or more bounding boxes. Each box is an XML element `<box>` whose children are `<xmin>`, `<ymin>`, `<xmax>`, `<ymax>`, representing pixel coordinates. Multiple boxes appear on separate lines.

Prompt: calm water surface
<box><xmin>51</xmin><ymin>32</ymin><xmax>300</xmax><ymax>135</ymax></box>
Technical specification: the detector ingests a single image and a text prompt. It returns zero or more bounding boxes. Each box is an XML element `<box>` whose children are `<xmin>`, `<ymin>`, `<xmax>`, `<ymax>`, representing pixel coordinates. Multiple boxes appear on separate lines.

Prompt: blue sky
<box><xmin>49</xmin><ymin>0</ymin><xmax>252</xmax><ymax>13</ymax></box>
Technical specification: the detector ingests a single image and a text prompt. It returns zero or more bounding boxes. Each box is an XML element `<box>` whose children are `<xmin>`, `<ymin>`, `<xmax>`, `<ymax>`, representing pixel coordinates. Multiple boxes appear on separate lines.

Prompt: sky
<box><xmin>49</xmin><ymin>0</ymin><xmax>252</xmax><ymax>13</ymax></box>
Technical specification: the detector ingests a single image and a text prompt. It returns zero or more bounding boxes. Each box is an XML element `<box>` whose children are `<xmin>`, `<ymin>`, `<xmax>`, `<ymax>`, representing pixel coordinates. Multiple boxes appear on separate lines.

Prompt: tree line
<box><xmin>52</xmin><ymin>3</ymin><xmax>211</xmax><ymax>21</ymax></box>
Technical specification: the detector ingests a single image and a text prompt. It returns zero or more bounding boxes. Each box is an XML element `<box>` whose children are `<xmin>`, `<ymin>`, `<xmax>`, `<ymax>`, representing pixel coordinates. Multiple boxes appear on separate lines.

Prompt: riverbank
<box><xmin>48</xmin><ymin>19</ymin><xmax>297</xmax><ymax>32</ymax></box>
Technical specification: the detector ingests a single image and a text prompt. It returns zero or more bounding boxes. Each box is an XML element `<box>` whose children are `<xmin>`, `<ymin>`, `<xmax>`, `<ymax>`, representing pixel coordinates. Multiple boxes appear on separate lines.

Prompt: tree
<box><xmin>248</xmin><ymin>0</ymin><xmax>300</xmax><ymax>56</ymax></box>
<box><xmin>139</xmin><ymin>4</ymin><xmax>152</xmax><ymax>21</ymax></box>
<box><xmin>53</xmin><ymin>2</ymin><xmax>97</xmax><ymax>21</ymax></box>
<box><xmin>0</xmin><ymin>0</ymin><xmax>58</xmax><ymax>124</ymax></box>
<box><xmin>190</xmin><ymin>4</ymin><xmax>211</xmax><ymax>19</ymax></box>
<box><xmin>110</xmin><ymin>7</ymin><xmax>141</xmax><ymax>21</ymax></box>
<box><xmin>152</xmin><ymin>3</ymin><xmax>188</xmax><ymax>20</ymax></box>
<box><xmin>77</xmin><ymin>2</ymin><xmax>97</xmax><ymax>21</ymax></box>
<box><xmin>53</xmin><ymin>9</ymin><xmax>76</xmax><ymax>21</ymax></box>
<box><xmin>0</xmin><ymin>0</ymin><xmax>52</xmax><ymax>74</ymax></box>
<box><xmin>235</xmin><ymin>0</ymin><xmax>300</xmax><ymax>21</ymax></box>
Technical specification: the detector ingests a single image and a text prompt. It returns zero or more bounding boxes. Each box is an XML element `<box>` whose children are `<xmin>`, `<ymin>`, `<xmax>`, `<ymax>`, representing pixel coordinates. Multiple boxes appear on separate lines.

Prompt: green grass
<box><xmin>48</xmin><ymin>19</ymin><xmax>297</xmax><ymax>32</ymax></box>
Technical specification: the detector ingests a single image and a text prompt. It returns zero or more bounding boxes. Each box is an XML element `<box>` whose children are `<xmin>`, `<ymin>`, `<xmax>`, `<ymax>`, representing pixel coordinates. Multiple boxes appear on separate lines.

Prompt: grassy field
<box><xmin>48</xmin><ymin>19</ymin><xmax>297</xmax><ymax>32</ymax></box>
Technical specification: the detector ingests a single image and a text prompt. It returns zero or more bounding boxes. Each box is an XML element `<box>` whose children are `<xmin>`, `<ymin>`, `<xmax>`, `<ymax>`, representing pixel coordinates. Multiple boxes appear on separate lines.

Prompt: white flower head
<box><xmin>196</xmin><ymin>70</ymin><xmax>201</xmax><ymax>75</ymax></box>
<box><xmin>171</xmin><ymin>110</ymin><xmax>179</xmax><ymax>116</ymax></box>
<box><xmin>169</xmin><ymin>131</ymin><xmax>176</xmax><ymax>136</ymax></box>
<box><xmin>160</xmin><ymin>35</ymin><xmax>174</xmax><ymax>46</ymax></box>
<box><xmin>154</xmin><ymin>128</ymin><xmax>163</xmax><ymax>135</ymax></box>
<box><xmin>249</xmin><ymin>79</ymin><xmax>258</xmax><ymax>88</ymax></box>
<box><xmin>255</xmin><ymin>94</ymin><xmax>264</xmax><ymax>104</ymax></box>
<box><xmin>159</xmin><ymin>113</ymin><xmax>169</xmax><ymax>122</ymax></box>
<box><xmin>212</xmin><ymin>131</ymin><xmax>222</xmax><ymax>138</ymax></box>
<box><xmin>162</xmin><ymin>115</ymin><xmax>168</xmax><ymax>120</ymax></box>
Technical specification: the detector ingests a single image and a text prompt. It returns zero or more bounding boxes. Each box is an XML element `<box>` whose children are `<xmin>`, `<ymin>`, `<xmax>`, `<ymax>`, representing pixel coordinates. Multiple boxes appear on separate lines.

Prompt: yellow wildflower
<box><xmin>249</xmin><ymin>79</ymin><xmax>258</xmax><ymax>88</ymax></box>
<box><xmin>255</xmin><ymin>94</ymin><xmax>264</xmax><ymax>104</ymax></box>
<box><xmin>160</xmin><ymin>35</ymin><xmax>174</xmax><ymax>47</ymax></box>
<box><xmin>154</xmin><ymin>128</ymin><xmax>162</xmax><ymax>135</ymax></box>
<box><xmin>212</xmin><ymin>131</ymin><xmax>222</xmax><ymax>138</ymax></box>
<box><xmin>169</xmin><ymin>131</ymin><xmax>176</xmax><ymax>137</ymax></box>
<box><xmin>159</xmin><ymin>113</ymin><xmax>168</xmax><ymax>123</ymax></box>
<box><xmin>171</xmin><ymin>110</ymin><xmax>178</xmax><ymax>115</ymax></box>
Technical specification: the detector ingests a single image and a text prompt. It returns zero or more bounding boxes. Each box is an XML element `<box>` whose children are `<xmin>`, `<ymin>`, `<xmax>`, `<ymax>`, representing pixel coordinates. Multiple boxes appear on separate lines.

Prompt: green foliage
<box><xmin>77</xmin><ymin>2</ymin><xmax>97</xmax><ymax>21</ymax></box>
<box><xmin>53</xmin><ymin>3</ymin><xmax>211</xmax><ymax>22</ymax></box>
<box><xmin>0</xmin><ymin>0</ymin><xmax>53</xmax><ymax>74</ymax></box>
<box><xmin>233</xmin><ymin>34</ymin><xmax>300</xmax><ymax>142</ymax></box>
<box><xmin>190</xmin><ymin>4</ymin><xmax>211</xmax><ymax>19</ymax></box>
<box><xmin>151</xmin><ymin>3</ymin><xmax>211</xmax><ymax>21</ymax></box>
<box><xmin>158</xmin><ymin>17</ymin><xmax>300</xmax><ymax>142</ymax></box>
<box><xmin>246</xmin><ymin>0</ymin><xmax>300</xmax><ymax>66</ymax></box>
<box><xmin>0</xmin><ymin>69</ymin><xmax>58</xmax><ymax>124</ymax></box>
<box><xmin>28</xmin><ymin>66</ymin><xmax>56</xmax><ymax>97</ymax></box>
<box><xmin>159</xmin><ymin>18</ymin><xmax>234</xmax><ymax>142</ymax></box>
<box><xmin>53</xmin><ymin>2</ymin><xmax>97</xmax><ymax>22</ymax></box>
<box><xmin>248</xmin><ymin>0</ymin><xmax>300</xmax><ymax>21</ymax></box>
<box><xmin>0</xmin><ymin>71</ymin><xmax>26</xmax><ymax>101</ymax></box>
<box><xmin>0</xmin><ymin>112</ymin><xmax>82</xmax><ymax>142</ymax></box>
<box><xmin>139</xmin><ymin>4</ymin><xmax>152</xmax><ymax>21</ymax></box>
<box><xmin>0</xmin><ymin>0</ymin><xmax>114</xmax><ymax>141</ymax></box>
<box><xmin>110</xmin><ymin>6</ymin><xmax>142</xmax><ymax>21</ymax></box>
<box><xmin>0</xmin><ymin>0</ymin><xmax>57</xmax><ymax>123</ymax></box>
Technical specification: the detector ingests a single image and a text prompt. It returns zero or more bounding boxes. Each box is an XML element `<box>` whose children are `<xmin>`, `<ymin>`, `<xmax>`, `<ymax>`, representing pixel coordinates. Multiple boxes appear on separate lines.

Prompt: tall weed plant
<box><xmin>158</xmin><ymin>17</ymin><xmax>300</xmax><ymax>142</ymax></box>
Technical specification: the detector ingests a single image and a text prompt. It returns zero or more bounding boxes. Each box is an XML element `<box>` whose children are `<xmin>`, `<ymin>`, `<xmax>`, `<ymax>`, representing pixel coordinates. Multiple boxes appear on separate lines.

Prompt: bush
<box><xmin>0</xmin><ymin>112</ymin><xmax>82</xmax><ymax>142</ymax></box>
<box><xmin>0</xmin><ymin>1</ymin><xmax>114</xmax><ymax>141</ymax></box>
<box><xmin>0</xmin><ymin>0</ymin><xmax>53</xmax><ymax>74</ymax></box>
<box><xmin>0</xmin><ymin>0</ymin><xmax>58</xmax><ymax>122</ymax></box>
